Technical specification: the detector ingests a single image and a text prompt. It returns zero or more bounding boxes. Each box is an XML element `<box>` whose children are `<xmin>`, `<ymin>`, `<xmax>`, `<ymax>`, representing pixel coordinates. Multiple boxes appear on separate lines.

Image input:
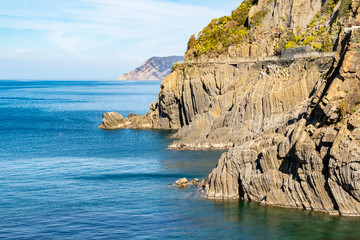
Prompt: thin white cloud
<box><xmin>0</xmin><ymin>0</ymin><xmax>240</xmax><ymax>80</ymax></box>
<box><xmin>0</xmin><ymin>47</ymin><xmax>40</xmax><ymax>59</ymax></box>
<box><xmin>0</xmin><ymin>0</ymin><xmax>227</xmax><ymax>33</ymax></box>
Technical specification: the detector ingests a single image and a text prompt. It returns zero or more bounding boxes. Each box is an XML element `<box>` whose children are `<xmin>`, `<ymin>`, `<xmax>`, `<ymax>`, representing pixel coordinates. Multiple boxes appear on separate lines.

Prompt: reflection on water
<box><xmin>1</xmin><ymin>80</ymin><xmax>360</xmax><ymax>239</ymax></box>
<box><xmin>212</xmin><ymin>200</ymin><xmax>360</xmax><ymax>239</ymax></box>
<box><xmin>161</xmin><ymin>149</ymin><xmax>225</xmax><ymax>178</ymax></box>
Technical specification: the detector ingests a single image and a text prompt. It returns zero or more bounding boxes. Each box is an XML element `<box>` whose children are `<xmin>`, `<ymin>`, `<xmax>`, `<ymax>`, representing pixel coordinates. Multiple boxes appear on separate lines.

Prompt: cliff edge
<box><xmin>101</xmin><ymin>0</ymin><xmax>360</xmax><ymax>216</ymax></box>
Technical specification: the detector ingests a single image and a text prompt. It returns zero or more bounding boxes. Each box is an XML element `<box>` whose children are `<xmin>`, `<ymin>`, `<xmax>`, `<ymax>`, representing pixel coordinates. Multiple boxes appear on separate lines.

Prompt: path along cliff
<box><xmin>100</xmin><ymin>0</ymin><xmax>360</xmax><ymax>216</ymax></box>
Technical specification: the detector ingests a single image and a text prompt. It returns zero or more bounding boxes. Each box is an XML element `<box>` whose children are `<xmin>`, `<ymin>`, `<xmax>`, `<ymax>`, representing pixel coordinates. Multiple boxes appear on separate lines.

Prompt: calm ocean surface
<box><xmin>1</xmin><ymin>80</ymin><xmax>360</xmax><ymax>239</ymax></box>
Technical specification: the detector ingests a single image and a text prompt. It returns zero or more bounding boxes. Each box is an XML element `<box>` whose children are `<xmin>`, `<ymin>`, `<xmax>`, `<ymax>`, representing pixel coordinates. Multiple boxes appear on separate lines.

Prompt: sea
<box><xmin>0</xmin><ymin>80</ymin><xmax>360</xmax><ymax>239</ymax></box>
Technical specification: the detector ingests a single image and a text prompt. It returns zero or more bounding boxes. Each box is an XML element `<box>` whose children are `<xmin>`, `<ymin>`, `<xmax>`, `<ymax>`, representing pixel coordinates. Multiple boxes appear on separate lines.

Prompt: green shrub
<box><xmin>285</xmin><ymin>41</ymin><xmax>296</xmax><ymax>49</ymax></box>
<box><xmin>321</xmin><ymin>38</ymin><xmax>334</xmax><ymax>52</ymax></box>
<box><xmin>294</xmin><ymin>36</ymin><xmax>302</xmax><ymax>42</ymax></box>
<box><xmin>320</xmin><ymin>0</ymin><xmax>338</xmax><ymax>15</ymax></box>
<box><xmin>307</xmin><ymin>14</ymin><xmax>319</xmax><ymax>28</ymax></box>
<box><xmin>312</xmin><ymin>42</ymin><xmax>322</xmax><ymax>50</ymax></box>
<box><xmin>251</xmin><ymin>10</ymin><xmax>267</xmax><ymax>27</ymax></box>
<box><xmin>191</xmin><ymin>0</ymin><xmax>256</xmax><ymax>58</ymax></box>
<box><xmin>339</xmin><ymin>0</ymin><xmax>352</xmax><ymax>18</ymax></box>
<box><xmin>303</xmin><ymin>36</ymin><xmax>317</xmax><ymax>45</ymax></box>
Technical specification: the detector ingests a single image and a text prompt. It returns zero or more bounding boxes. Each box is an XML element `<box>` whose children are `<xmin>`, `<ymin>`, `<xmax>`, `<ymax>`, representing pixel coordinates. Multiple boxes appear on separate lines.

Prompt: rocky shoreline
<box><xmin>100</xmin><ymin>0</ymin><xmax>360</xmax><ymax>216</ymax></box>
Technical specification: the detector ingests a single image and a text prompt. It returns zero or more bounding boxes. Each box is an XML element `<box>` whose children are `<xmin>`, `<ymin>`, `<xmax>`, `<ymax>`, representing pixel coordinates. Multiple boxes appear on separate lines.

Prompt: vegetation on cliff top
<box><xmin>185</xmin><ymin>0</ymin><xmax>258</xmax><ymax>59</ymax></box>
<box><xmin>278</xmin><ymin>0</ymin><xmax>352</xmax><ymax>54</ymax></box>
<box><xmin>185</xmin><ymin>0</ymin><xmax>355</xmax><ymax>60</ymax></box>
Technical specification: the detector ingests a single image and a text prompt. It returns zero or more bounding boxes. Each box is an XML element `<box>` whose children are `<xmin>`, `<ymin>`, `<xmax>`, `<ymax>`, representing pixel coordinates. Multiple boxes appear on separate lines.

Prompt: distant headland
<box><xmin>118</xmin><ymin>56</ymin><xmax>183</xmax><ymax>81</ymax></box>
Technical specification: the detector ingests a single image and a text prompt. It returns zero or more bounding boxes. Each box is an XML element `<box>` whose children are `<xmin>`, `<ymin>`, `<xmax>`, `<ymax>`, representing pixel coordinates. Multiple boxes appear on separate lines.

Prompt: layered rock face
<box><xmin>100</xmin><ymin>0</ymin><xmax>360</xmax><ymax>215</ymax></box>
<box><xmin>118</xmin><ymin>56</ymin><xmax>183</xmax><ymax>81</ymax></box>
<box><xmin>99</xmin><ymin>103</ymin><xmax>160</xmax><ymax>129</ymax></box>
<box><xmin>206</xmin><ymin>27</ymin><xmax>360</xmax><ymax>216</ymax></box>
<box><xmin>102</xmin><ymin>57</ymin><xmax>333</xmax><ymax>138</ymax></box>
<box><xmin>162</xmin><ymin>57</ymin><xmax>333</xmax><ymax>149</ymax></box>
<box><xmin>185</xmin><ymin>0</ymin><xmax>344</xmax><ymax>61</ymax></box>
<box><xmin>102</xmin><ymin>0</ymin><xmax>345</xmax><ymax>134</ymax></box>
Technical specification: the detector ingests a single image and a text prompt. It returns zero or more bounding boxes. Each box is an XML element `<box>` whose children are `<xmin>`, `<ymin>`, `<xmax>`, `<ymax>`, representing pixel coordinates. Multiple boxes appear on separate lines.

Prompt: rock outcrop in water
<box><xmin>98</xmin><ymin>112</ymin><xmax>124</xmax><ymax>129</ymax></box>
<box><xmin>119</xmin><ymin>56</ymin><xmax>183</xmax><ymax>81</ymax></box>
<box><xmin>173</xmin><ymin>178</ymin><xmax>189</xmax><ymax>188</ymax></box>
<box><xmin>101</xmin><ymin>0</ymin><xmax>360</xmax><ymax>216</ymax></box>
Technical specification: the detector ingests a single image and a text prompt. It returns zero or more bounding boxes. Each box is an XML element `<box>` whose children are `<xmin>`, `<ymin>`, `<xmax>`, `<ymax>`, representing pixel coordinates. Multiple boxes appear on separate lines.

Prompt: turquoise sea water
<box><xmin>1</xmin><ymin>80</ymin><xmax>360</xmax><ymax>239</ymax></box>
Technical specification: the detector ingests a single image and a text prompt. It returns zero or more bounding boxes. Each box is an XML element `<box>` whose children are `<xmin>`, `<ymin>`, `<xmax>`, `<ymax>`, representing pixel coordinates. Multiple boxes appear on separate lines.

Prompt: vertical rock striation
<box><xmin>163</xmin><ymin>58</ymin><xmax>333</xmax><ymax>149</ymax></box>
<box><xmin>206</xmin><ymin>25</ymin><xmax>360</xmax><ymax>216</ymax></box>
<box><xmin>99</xmin><ymin>0</ymin><xmax>360</xmax><ymax>215</ymax></box>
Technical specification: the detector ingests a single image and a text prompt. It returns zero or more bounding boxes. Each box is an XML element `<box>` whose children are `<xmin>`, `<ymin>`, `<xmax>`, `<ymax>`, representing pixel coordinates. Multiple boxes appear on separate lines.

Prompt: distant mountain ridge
<box><xmin>118</xmin><ymin>56</ymin><xmax>183</xmax><ymax>81</ymax></box>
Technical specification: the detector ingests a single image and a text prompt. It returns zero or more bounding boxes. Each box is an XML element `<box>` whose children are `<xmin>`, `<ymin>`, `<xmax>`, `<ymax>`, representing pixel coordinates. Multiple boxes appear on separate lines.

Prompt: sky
<box><xmin>0</xmin><ymin>0</ymin><xmax>241</xmax><ymax>80</ymax></box>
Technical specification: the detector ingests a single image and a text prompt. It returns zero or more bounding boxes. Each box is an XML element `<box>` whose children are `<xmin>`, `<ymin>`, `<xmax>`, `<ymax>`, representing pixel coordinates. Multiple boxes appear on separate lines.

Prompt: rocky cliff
<box><xmin>101</xmin><ymin>0</ymin><xmax>360</xmax><ymax>216</ymax></box>
<box><xmin>206</xmin><ymin>26</ymin><xmax>360</xmax><ymax>216</ymax></box>
<box><xmin>118</xmin><ymin>56</ymin><xmax>183</xmax><ymax>81</ymax></box>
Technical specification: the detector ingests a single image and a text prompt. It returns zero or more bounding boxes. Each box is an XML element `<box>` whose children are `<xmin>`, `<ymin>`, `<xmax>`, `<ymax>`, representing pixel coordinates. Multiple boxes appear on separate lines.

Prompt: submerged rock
<box><xmin>173</xmin><ymin>178</ymin><xmax>189</xmax><ymax>188</ymax></box>
<box><xmin>189</xmin><ymin>178</ymin><xmax>199</xmax><ymax>185</ymax></box>
<box><xmin>173</xmin><ymin>178</ymin><xmax>201</xmax><ymax>188</ymax></box>
<box><xmin>198</xmin><ymin>179</ymin><xmax>206</xmax><ymax>188</ymax></box>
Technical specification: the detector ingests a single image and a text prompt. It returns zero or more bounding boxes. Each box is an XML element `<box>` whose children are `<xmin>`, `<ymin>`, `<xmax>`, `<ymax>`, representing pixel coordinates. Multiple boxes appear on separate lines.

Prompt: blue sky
<box><xmin>0</xmin><ymin>0</ymin><xmax>240</xmax><ymax>80</ymax></box>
